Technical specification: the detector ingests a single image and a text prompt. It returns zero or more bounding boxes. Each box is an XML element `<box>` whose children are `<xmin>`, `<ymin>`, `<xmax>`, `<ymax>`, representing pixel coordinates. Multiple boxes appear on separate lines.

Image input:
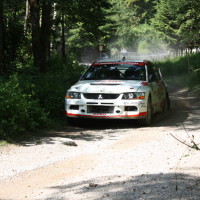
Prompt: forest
<box><xmin>0</xmin><ymin>0</ymin><xmax>200</xmax><ymax>140</ymax></box>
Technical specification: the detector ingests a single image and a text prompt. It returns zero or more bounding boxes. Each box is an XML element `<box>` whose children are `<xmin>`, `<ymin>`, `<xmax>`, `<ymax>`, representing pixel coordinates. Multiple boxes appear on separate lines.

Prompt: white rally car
<box><xmin>65</xmin><ymin>59</ymin><xmax>170</xmax><ymax>126</ymax></box>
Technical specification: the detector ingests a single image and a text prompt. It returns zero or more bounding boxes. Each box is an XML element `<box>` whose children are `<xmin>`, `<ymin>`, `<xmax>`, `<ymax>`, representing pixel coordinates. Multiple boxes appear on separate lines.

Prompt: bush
<box><xmin>156</xmin><ymin>57</ymin><xmax>188</xmax><ymax>76</ymax></box>
<box><xmin>0</xmin><ymin>75</ymin><xmax>48</xmax><ymax>140</ymax></box>
<box><xmin>188</xmin><ymin>69</ymin><xmax>200</xmax><ymax>89</ymax></box>
<box><xmin>0</xmin><ymin>55</ymin><xmax>85</xmax><ymax>140</ymax></box>
<box><xmin>32</xmin><ymin>73</ymin><xmax>70</xmax><ymax>119</ymax></box>
<box><xmin>155</xmin><ymin>52</ymin><xmax>200</xmax><ymax>77</ymax></box>
<box><xmin>31</xmin><ymin>58</ymin><xmax>84</xmax><ymax>119</ymax></box>
<box><xmin>188</xmin><ymin>69</ymin><xmax>200</xmax><ymax>97</ymax></box>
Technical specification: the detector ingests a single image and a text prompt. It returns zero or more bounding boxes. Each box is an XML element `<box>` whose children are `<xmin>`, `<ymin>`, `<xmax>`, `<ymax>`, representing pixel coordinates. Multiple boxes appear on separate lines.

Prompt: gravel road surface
<box><xmin>0</xmin><ymin>89</ymin><xmax>200</xmax><ymax>200</ymax></box>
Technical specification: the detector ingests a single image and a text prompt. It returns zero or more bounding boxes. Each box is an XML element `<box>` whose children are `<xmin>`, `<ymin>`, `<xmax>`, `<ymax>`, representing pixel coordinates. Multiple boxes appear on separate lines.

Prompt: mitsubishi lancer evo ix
<box><xmin>65</xmin><ymin>59</ymin><xmax>170</xmax><ymax>126</ymax></box>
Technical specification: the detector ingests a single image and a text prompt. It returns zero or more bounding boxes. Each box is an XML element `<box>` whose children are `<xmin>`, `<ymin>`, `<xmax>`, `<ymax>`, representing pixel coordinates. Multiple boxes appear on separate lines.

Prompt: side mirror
<box><xmin>158</xmin><ymin>68</ymin><xmax>163</xmax><ymax>79</ymax></box>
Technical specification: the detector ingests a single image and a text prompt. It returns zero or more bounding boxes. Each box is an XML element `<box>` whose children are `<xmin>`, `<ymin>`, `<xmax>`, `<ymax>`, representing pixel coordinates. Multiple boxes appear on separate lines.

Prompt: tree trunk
<box><xmin>40</xmin><ymin>0</ymin><xmax>52</xmax><ymax>72</ymax></box>
<box><xmin>0</xmin><ymin>0</ymin><xmax>5</xmax><ymax>74</ymax></box>
<box><xmin>29</xmin><ymin>0</ymin><xmax>41</xmax><ymax>69</ymax></box>
<box><xmin>24</xmin><ymin>0</ymin><xmax>30</xmax><ymax>33</ymax></box>
<box><xmin>61</xmin><ymin>11</ymin><xmax>66</xmax><ymax>61</ymax></box>
<box><xmin>61</xmin><ymin>0</ymin><xmax>66</xmax><ymax>61</ymax></box>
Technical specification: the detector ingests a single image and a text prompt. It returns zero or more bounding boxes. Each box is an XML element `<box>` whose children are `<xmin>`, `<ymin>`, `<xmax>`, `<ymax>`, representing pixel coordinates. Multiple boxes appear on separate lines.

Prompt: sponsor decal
<box><xmin>124</xmin><ymin>101</ymin><xmax>139</xmax><ymax>105</ymax></box>
<box><xmin>138</xmin><ymin>102</ymin><xmax>146</xmax><ymax>106</ymax></box>
<box><xmin>93</xmin><ymin>113</ymin><xmax>106</xmax><ymax>116</ymax></box>
<box><xmin>124</xmin><ymin>101</ymin><xmax>146</xmax><ymax>106</ymax></box>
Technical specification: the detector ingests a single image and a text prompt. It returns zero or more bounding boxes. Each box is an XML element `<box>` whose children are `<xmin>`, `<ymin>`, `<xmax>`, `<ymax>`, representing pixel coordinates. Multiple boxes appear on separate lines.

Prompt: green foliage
<box><xmin>188</xmin><ymin>70</ymin><xmax>200</xmax><ymax>89</ymax></box>
<box><xmin>0</xmin><ymin>75</ymin><xmax>48</xmax><ymax>140</ymax></box>
<box><xmin>156</xmin><ymin>53</ymin><xmax>200</xmax><ymax>76</ymax></box>
<box><xmin>155</xmin><ymin>53</ymin><xmax>200</xmax><ymax>92</ymax></box>
<box><xmin>0</xmin><ymin>54</ymin><xmax>84</xmax><ymax>140</ymax></box>
<box><xmin>136</xmin><ymin>24</ymin><xmax>168</xmax><ymax>54</ymax></box>
<box><xmin>27</xmin><ymin>55</ymin><xmax>84</xmax><ymax>119</ymax></box>
<box><xmin>32</xmin><ymin>73</ymin><xmax>69</xmax><ymax>119</ymax></box>
<box><xmin>55</xmin><ymin>0</ymin><xmax>111</xmax><ymax>55</ymax></box>
<box><xmin>0</xmin><ymin>140</ymin><xmax>8</xmax><ymax>146</ymax></box>
<box><xmin>156</xmin><ymin>57</ymin><xmax>188</xmax><ymax>76</ymax></box>
<box><xmin>152</xmin><ymin>0</ymin><xmax>200</xmax><ymax>50</ymax></box>
<box><xmin>3</xmin><ymin>0</ymin><xmax>28</xmax><ymax>73</ymax></box>
<box><xmin>137</xmin><ymin>41</ymin><xmax>149</xmax><ymax>53</ymax></box>
<box><xmin>108</xmin><ymin>0</ymin><xmax>157</xmax><ymax>50</ymax></box>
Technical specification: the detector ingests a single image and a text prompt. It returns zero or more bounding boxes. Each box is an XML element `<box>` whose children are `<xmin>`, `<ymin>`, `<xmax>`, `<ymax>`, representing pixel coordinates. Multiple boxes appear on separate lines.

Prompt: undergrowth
<box><xmin>0</xmin><ymin>55</ymin><xmax>84</xmax><ymax>141</ymax></box>
<box><xmin>156</xmin><ymin>52</ymin><xmax>200</xmax><ymax>93</ymax></box>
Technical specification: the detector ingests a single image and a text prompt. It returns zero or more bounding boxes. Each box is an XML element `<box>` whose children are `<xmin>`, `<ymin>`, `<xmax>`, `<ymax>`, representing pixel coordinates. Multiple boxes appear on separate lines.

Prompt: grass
<box><xmin>156</xmin><ymin>52</ymin><xmax>200</xmax><ymax>95</ymax></box>
<box><xmin>0</xmin><ymin>140</ymin><xmax>8</xmax><ymax>146</ymax></box>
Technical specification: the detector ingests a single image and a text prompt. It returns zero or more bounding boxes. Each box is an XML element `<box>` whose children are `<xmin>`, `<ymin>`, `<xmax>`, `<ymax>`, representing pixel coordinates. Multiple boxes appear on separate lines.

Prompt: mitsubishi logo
<box><xmin>98</xmin><ymin>94</ymin><xmax>103</xmax><ymax>99</ymax></box>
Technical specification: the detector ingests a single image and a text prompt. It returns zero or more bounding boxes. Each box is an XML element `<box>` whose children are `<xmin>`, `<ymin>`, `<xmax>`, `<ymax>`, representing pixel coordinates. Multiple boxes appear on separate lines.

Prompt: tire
<box><xmin>162</xmin><ymin>94</ymin><xmax>170</xmax><ymax>116</ymax></box>
<box><xmin>139</xmin><ymin>98</ymin><xmax>152</xmax><ymax>126</ymax></box>
<box><xmin>167</xmin><ymin>96</ymin><xmax>171</xmax><ymax>111</ymax></box>
<box><xmin>162</xmin><ymin>97</ymin><xmax>168</xmax><ymax>115</ymax></box>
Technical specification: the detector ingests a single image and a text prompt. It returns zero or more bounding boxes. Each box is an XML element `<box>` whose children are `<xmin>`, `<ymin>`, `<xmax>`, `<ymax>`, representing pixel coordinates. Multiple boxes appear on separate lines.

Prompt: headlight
<box><xmin>66</xmin><ymin>91</ymin><xmax>81</xmax><ymax>99</ymax></box>
<box><xmin>122</xmin><ymin>92</ymin><xmax>145</xmax><ymax>100</ymax></box>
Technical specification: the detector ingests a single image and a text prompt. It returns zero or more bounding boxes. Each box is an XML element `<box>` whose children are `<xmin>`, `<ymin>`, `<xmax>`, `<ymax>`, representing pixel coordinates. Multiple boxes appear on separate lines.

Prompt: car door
<box><xmin>147</xmin><ymin>64</ymin><xmax>160</xmax><ymax>112</ymax></box>
<box><xmin>153</xmin><ymin>67</ymin><xmax>166</xmax><ymax>111</ymax></box>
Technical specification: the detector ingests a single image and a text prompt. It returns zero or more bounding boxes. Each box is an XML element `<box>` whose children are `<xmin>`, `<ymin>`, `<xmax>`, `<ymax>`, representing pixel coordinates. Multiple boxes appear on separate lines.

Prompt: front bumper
<box><xmin>65</xmin><ymin>98</ymin><xmax>147</xmax><ymax>119</ymax></box>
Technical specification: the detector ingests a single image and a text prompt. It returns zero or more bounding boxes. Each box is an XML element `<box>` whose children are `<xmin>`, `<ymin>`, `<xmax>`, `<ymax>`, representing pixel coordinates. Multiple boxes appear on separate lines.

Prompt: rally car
<box><xmin>65</xmin><ymin>58</ymin><xmax>170</xmax><ymax>126</ymax></box>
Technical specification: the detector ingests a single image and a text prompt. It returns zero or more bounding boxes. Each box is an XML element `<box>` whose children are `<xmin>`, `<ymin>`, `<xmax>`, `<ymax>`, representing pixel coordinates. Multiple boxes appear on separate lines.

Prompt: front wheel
<box><xmin>139</xmin><ymin>98</ymin><xmax>152</xmax><ymax>126</ymax></box>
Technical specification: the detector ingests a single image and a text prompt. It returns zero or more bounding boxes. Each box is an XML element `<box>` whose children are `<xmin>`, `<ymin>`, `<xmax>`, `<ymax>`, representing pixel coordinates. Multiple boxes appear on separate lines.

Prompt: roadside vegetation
<box><xmin>156</xmin><ymin>53</ymin><xmax>200</xmax><ymax>94</ymax></box>
<box><xmin>0</xmin><ymin>0</ymin><xmax>199</xmax><ymax>141</ymax></box>
<box><xmin>0</xmin><ymin>57</ymin><xmax>84</xmax><ymax>141</ymax></box>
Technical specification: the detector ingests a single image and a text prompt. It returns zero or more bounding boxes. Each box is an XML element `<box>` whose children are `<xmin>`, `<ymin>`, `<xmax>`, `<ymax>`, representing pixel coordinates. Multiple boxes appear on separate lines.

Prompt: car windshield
<box><xmin>81</xmin><ymin>64</ymin><xmax>146</xmax><ymax>81</ymax></box>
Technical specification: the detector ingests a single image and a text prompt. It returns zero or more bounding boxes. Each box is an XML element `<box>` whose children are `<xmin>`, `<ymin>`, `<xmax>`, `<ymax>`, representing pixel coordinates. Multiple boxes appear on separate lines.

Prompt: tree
<box><xmin>28</xmin><ymin>0</ymin><xmax>52</xmax><ymax>72</ymax></box>
<box><xmin>0</xmin><ymin>0</ymin><xmax>111</xmax><ymax>74</ymax></box>
<box><xmin>28</xmin><ymin>0</ymin><xmax>40</xmax><ymax>69</ymax></box>
<box><xmin>107</xmin><ymin>0</ymin><xmax>156</xmax><ymax>50</ymax></box>
<box><xmin>40</xmin><ymin>0</ymin><xmax>52</xmax><ymax>72</ymax></box>
<box><xmin>0</xmin><ymin>0</ymin><xmax>5</xmax><ymax>74</ymax></box>
<box><xmin>176</xmin><ymin>0</ymin><xmax>200</xmax><ymax>51</ymax></box>
<box><xmin>152</xmin><ymin>0</ymin><xmax>200</xmax><ymax>53</ymax></box>
<box><xmin>64</xmin><ymin>0</ymin><xmax>111</xmax><ymax>54</ymax></box>
<box><xmin>0</xmin><ymin>0</ymin><xmax>26</xmax><ymax>73</ymax></box>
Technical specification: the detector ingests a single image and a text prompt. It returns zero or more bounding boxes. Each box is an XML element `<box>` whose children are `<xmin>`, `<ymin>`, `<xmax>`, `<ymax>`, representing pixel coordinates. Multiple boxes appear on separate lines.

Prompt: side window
<box><xmin>153</xmin><ymin>67</ymin><xmax>161</xmax><ymax>81</ymax></box>
<box><xmin>147</xmin><ymin>64</ymin><xmax>157</xmax><ymax>82</ymax></box>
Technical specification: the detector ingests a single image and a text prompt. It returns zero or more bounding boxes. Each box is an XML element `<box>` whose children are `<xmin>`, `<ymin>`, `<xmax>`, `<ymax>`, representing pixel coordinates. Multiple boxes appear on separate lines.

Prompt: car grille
<box><xmin>83</xmin><ymin>93</ymin><xmax>120</xmax><ymax>99</ymax></box>
<box><xmin>87</xmin><ymin>106</ymin><xmax>114</xmax><ymax>113</ymax></box>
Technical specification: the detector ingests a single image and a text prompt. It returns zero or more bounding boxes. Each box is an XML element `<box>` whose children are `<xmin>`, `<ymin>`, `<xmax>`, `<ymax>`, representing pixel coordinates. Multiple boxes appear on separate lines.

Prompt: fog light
<box><xmin>70</xmin><ymin>105</ymin><xmax>79</xmax><ymax>110</ymax></box>
<box><xmin>124</xmin><ymin>106</ymin><xmax>137</xmax><ymax>111</ymax></box>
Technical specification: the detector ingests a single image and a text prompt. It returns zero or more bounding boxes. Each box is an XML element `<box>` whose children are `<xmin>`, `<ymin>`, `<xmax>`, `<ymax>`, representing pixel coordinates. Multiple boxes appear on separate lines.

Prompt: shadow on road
<box><xmin>44</xmin><ymin>173</ymin><xmax>200</xmax><ymax>200</ymax></box>
<box><xmin>28</xmin><ymin>88</ymin><xmax>199</xmax><ymax>145</ymax></box>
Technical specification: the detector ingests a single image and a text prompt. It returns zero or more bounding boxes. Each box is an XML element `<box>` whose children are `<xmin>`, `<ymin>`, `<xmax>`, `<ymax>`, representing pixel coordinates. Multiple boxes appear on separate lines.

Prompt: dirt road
<box><xmin>0</xmin><ymin>89</ymin><xmax>200</xmax><ymax>200</ymax></box>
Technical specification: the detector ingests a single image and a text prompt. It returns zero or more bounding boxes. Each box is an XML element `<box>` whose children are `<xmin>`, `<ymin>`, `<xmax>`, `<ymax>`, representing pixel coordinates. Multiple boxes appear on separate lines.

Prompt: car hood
<box><xmin>69</xmin><ymin>80</ymin><xmax>148</xmax><ymax>93</ymax></box>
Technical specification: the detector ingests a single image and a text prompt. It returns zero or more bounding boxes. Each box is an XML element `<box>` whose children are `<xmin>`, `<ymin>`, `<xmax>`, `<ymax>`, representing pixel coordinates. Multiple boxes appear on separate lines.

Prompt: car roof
<box><xmin>92</xmin><ymin>59</ymin><xmax>153</xmax><ymax>66</ymax></box>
